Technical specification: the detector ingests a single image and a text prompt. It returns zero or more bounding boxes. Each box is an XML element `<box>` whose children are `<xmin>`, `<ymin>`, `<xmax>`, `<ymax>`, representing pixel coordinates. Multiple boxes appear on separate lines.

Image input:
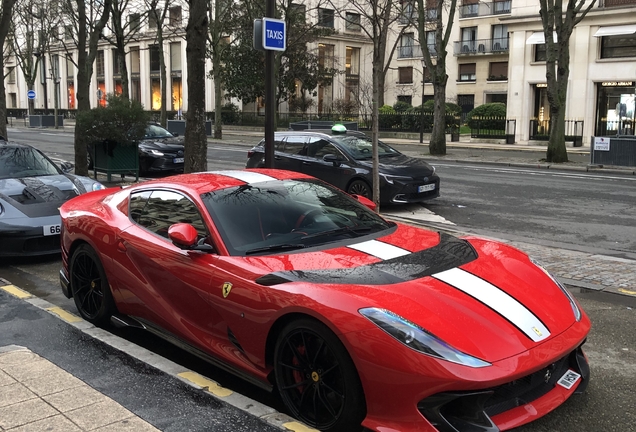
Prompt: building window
<box><xmin>494</xmin><ymin>0</ymin><xmax>511</xmax><ymax>14</ymax></box>
<box><xmin>149</xmin><ymin>10</ymin><xmax>159</xmax><ymax>29</ymax></box>
<box><xmin>169</xmin><ymin>6</ymin><xmax>182</xmax><ymax>27</ymax></box>
<box><xmin>346</xmin><ymin>46</ymin><xmax>360</xmax><ymax>76</ymax></box>
<box><xmin>98</xmin><ymin>81</ymin><xmax>106</xmax><ymax>107</ymax></box>
<box><xmin>112</xmin><ymin>49</ymin><xmax>121</xmax><ymax>76</ymax></box>
<box><xmin>318</xmin><ymin>82</ymin><xmax>333</xmax><ymax>114</ymax></box>
<box><xmin>398</xmin><ymin>32</ymin><xmax>414</xmax><ymax>58</ymax></box>
<box><xmin>130</xmin><ymin>47</ymin><xmax>141</xmax><ymax>102</ymax></box>
<box><xmin>171</xmin><ymin>42</ymin><xmax>182</xmax><ymax>111</ymax></box>
<box><xmin>290</xmin><ymin>3</ymin><xmax>306</xmax><ymax>21</ymax></box>
<box><xmin>96</xmin><ymin>50</ymin><xmax>104</xmax><ymax>77</ymax></box>
<box><xmin>67</xmin><ymin>82</ymin><xmax>75</xmax><ymax>109</ymax></box>
<box><xmin>397</xmin><ymin>95</ymin><xmax>412</xmax><ymax>105</ymax></box>
<box><xmin>398</xmin><ymin>66</ymin><xmax>413</xmax><ymax>84</ymax></box>
<box><xmin>458</xmin><ymin>94</ymin><xmax>475</xmax><ymax>119</ymax></box>
<box><xmin>345</xmin><ymin>12</ymin><xmax>361</xmax><ymax>31</ymax></box>
<box><xmin>64</xmin><ymin>25</ymin><xmax>73</xmax><ymax>40</ymax></box>
<box><xmin>425</xmin><ymin>31</ymin><xmax>437</xmax><ymax>56</ymax></box>
<box><xmin>129</xmin><ymin>13</ymin><xmax>140</xmax><ymax>31</ymax></box>
<box><xmin>535</xmin><ymin>43</ymin><xmax>547</xmax><ymax>62</ymax></box>
<box><xmin>66</xmin><ymin>55</ymin><xmax>74</xmax><ymax>78</ymax></box>
<box><xmin>600</xmin><ymin>33</ymin><xmax>636</xmax><ymax>59</ymax></box>
<box><xmin>458</xmin><ymin>63</ymin><xmax>476</xmax><ymax>82</ymax></box>
<box><xmin>318</xmin><ymin>43</ymin><xmax>335</xmax><ymax>69</ymax></box>
<box><xmin>488</xmin><ymin>61</ymin><xmax>508</xmax><ymax>80</ymax></box>
<box><xmin>399</xmin><ymin>1</ymin><xmax>414</xmax><ymax>25</ymax></box>
<box><xmin>8</xmin><ymin>93</ymin><xmax>16</xmax><ymax>108</ymax></box>
<box><xmin>7</xmin><ymin>67</ymin><xmax>15</xmax><ymax>84</ymax></box>
<box><xmin>461</xmin><ymin>27</ymin><xmax>477</xmax><ymax>53</ymax></box>
<box><xmin>492</xmin><ymin>25</ymin><xmax>508</xmax><ymax>51</ymax></box>
<box><xmin>150</xmin><ymin>45</ymin><xmax>161</xmax><ymax>73</ymax></box>
<box><xmin>461</xmin><ymin>0</ymin><xmax>479</xmax><ymax>17</ymax></box>
<box><xmin>318</xmin><ymin>8</ymin><xmax>334</xmax><ymax>28</ymax></box>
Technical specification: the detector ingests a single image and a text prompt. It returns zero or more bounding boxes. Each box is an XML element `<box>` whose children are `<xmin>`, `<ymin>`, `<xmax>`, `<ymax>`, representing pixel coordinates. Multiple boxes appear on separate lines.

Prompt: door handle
<box><xmin>116</xmin><ymin>240</ymin><xmax>127</xmax><ymax>252</ymax></box>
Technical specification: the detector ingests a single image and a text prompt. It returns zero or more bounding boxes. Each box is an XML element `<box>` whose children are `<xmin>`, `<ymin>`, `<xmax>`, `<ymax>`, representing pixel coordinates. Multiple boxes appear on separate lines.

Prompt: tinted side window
<box><xmin>282</xmin><ymin>136</ymin><xmax>307</xmax><ymax>155</ymax></box>
<box><xmin>129</xmin><ymin>191</ymin><xmax>152</xmax><ymax>224</ymax></box>
<box><xmin>136</xmin><ymin>190</ymin><xmax>208</xmax><ymax>240</ymax></box>
<box><xmin>307</xmin><ymin>138</ymin><xmax>340</xmax><ymax>159</ymax></box>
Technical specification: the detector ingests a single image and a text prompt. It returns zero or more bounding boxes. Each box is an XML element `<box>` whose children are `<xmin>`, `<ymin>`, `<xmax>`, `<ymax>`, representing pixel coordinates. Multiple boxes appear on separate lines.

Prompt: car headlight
<box><xmin>359</xmin><ymin>307</ymin><xmax>491</xmax><ymax>368</ymax></box>
<box><xmin>141</xmin><ymin>148</ymin><xmax>164</xmax><ymax>156</ymax></box>
<box><xmin>92</xmin><ymin>182</ymin><xmax>106</xmax><ymax>191</ymax></box>
<box><xmin>0</xmin><ymin>202</ymin><xmax>4</xmax><ymax>216</ymax></box>
<box><xmin>531</xmin><ymin>259</ymin><xmax>581</xmax><ymax>321</ymax></box>
<box><xmin>379</xmin><ymin>174</ymin><xmax>412</xmax><ymax>185</ymax></box>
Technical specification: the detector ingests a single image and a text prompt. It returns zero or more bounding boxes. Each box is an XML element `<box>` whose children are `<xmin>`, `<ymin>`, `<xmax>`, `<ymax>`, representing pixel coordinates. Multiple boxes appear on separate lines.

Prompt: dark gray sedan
<box><xmin>246</xmin><ymin>129</ymin><xmax>440</xmax><ymax>204</ymax></box>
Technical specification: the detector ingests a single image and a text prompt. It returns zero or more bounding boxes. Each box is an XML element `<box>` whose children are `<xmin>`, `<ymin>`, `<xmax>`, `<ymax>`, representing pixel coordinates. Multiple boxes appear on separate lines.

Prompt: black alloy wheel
<box><xmin>274</xmin><ymin>319</ymin><xmax>366</xmax><ymax>431</ymax></box>
<box><xmin>70</xmin><ymin>244</ymin><xmax>116</xmax><ymax>326</ymax></box>
<box><xmin>347</xmin><ymin>180</ymin><xmax>371</xmax><ymax>199</ymax></box>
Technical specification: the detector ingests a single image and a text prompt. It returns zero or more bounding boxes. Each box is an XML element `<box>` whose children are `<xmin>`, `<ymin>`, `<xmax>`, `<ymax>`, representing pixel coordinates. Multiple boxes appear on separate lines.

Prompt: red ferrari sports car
<box><xmin>59</xmin><ymin>169</ymin><xmax>590</xmax><ymax>432</ymax></box>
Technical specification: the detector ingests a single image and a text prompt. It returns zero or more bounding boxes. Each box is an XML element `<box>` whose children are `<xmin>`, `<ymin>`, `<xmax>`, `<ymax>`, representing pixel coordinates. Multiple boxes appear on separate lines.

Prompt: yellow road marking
<box><xmin>178</xmin><ymin>371</ymin><xmax>233</xmax><ymax>397</ymax></box>
<box><xmin>46</xmin><ymin>307</ymin><xmax>83</xmax><ymax>323</ymax></box>
<box><xmin>1</xmin><ymin>285</ymin><xmax>32</xmax><ymax>299</ymax></box>
<box><xmin>283</xmin><ymin>422</ymin><xmax>320</xmax><ymax>432</ymax></box>
<box><xmin>618</xmin><ymin>288</ymin><xmax>636</xmax><ymax>296</ymax></box>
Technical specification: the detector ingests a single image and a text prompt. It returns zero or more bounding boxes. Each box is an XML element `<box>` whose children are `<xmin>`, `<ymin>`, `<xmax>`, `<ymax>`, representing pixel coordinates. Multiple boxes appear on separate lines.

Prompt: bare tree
<box><xmin>416</xmin><ymin>0</ymin><xmax>456</xmax><ymax>156</ymax></box>
<box><xmin>184</xmin><ymin>0</ymin><xmax>208</xmax><ymax>173</ymax></box>
<box><xmin>0</xmin><ymin>0</ymin><xmax>16</xmax><ymax>139</ymax></box>
<box><xmin>11</xmin><ymin>0</ymin><xmax>59</xmax><ymax>117</ymax></box>
<box><xmin>102</xmin><ymin>0</ymin><xmax>145</xmax><ymax>99</ymax></box>
<box><xmin>539</xmin><ymin>0</ymin><xmax>595</xmax><ymax>163</ymax></box>
<box><xmin>329</xmin><ymin>0</ymin><xmax>404</xmax><ymax>210</ymax></box>
<box><xmin>60</xmin><ymin>0</ymin><xmax>112</xmax><ymax>175</ymax></box>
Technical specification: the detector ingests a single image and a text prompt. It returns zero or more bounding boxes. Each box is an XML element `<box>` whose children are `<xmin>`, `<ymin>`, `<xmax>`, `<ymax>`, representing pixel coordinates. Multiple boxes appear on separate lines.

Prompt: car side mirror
<box><xmin>323</xmin><ymin>154</ymin><xmax>342</xmax><ymax>166</ymax></box>
<box><xmin>168</xmin><ymin>223</ymin><xmax>198</xmax><ymax>247</ymax></box>
<box><xmin>172</xmin><ymin>132</ymin><xmax>179</xmax><ymax>137</ymax></box>
<box><xmin>60</xmin><ymin>161</ymin><xmax>74</xmax><ymax>173</ymax></box>
<box><xmin>353</xmin><ymin>194</ymin><xmax>377</xmax><ymax>212</ymax></box>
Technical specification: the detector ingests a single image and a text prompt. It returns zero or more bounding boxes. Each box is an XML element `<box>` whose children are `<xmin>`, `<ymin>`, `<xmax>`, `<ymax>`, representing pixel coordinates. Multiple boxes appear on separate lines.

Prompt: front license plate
<box><xmin>173</xmin><ymin>157</ymin><xmax>184</xmax><ymax>164</ymax></box>
<box><xmin>557</xmin><ymin>369</ymin><xmax>581</xmax><ymax>389</ymax></box>
<box><xmin>418</xmin><ymin>184</ymin><xmax>436</xmax><ymax>193</ymax></box>
<box><xmin>43</xmin><ymin>224</ymin><xmax>61</xmax><ymax>236</ymax></box>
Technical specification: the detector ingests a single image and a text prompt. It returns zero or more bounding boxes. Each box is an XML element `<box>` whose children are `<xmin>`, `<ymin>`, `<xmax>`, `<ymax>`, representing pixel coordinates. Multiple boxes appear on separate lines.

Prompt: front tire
<box><xmin>347</xmin><ymin>179</ymin><xmax>371</xmax><ymax>199</ymax></box>
<box><xmin>69</xmin><ymin>244</ymin><xmax>116</xmax><ymax>326</ymax></box>
<box><xmin>274</xmin><ymin>319</ymin><xmax>365</xmax><ymax>431</ymax></box>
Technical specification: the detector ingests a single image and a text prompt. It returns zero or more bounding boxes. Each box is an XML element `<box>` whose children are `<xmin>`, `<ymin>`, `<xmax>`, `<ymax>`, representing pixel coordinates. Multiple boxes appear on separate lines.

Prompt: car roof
<box><xmin>273</xmin><ymin>130</ymin><xmax>366</xmax><ymax>139</ymax></box>
<box><xmin>127</xmin><ymin>169</ymin><xmax>314</xmax><ymax>196</ymax></box>
<box><xmin>0</xmin><ymin>140</ymin><xmax>34</xmax><ymax>149</ymax></box>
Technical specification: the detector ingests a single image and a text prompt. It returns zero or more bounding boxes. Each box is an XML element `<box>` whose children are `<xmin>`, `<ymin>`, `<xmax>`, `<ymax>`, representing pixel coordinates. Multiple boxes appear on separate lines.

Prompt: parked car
<box><xmin>59</xmin><ymin>169</ymin><xmax>590</xmax><ymax>432</ymax></box>
<box><xmin>88</xmin><ymin>123</ymin><xmax>184</xmax><ymax>175</ymax></box>
<box><xmin>246</xmin><ymin>127</ymin><xmax>440</xmax><ymax>204</ymax></box>
<box><xmin>0</xmin><ymin>140</ymin><xmax>105</xmax><ymax>256</ymax></box>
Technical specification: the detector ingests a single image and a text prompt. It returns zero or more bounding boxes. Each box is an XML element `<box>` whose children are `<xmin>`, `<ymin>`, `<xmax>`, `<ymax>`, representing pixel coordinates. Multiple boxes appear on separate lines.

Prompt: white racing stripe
<box><xmin>433</xmin><ymin>268</ymin><xmax>550</xmax><ymax>342</ymax></box>
<box><xmin>210</xmin><ymin>170</ymin><xmax>277</xmax><ymax>184</ymax></box>
<box><xmin>347</xmin><ymin>240</ymin><xmax>411</xmax><ymax>260</ymax></box>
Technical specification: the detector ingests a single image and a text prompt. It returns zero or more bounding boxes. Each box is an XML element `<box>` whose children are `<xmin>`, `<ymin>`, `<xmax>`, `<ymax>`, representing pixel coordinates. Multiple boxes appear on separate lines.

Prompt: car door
<box><xmin>300</xmin><ymin>137</ymin><xmax>354</xmax><ymax>190</ymax></box>
<box><xmin>114</xmin><ymin>189</ymin><xmax>227</xmax><ymax>349</ymax></box>
<box><xmin>272</xmin><ymin>136</ymin><xmax>307</xmax><ymax>173</ymax></box>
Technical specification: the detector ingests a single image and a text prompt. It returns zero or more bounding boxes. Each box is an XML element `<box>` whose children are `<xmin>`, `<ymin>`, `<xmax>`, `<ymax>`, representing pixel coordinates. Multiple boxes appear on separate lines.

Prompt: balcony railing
<box><xmin>397</xmin><ymin>44</ymin><xmax>437</xmax><ymax>59</ymax></box>
<box><xmin>453</xmin><ymin>37</ymin><xmax>509</xmax><ymax>55</ymax></box>
<box><xmin>599</xmin><ymin>0</ymin><xmax>636</xmax><ymax>7</ymax></box>
<box><xmin>459</xmin><ymin>0</ymin><xmax>511</xmax><ymax>18</ymax></box>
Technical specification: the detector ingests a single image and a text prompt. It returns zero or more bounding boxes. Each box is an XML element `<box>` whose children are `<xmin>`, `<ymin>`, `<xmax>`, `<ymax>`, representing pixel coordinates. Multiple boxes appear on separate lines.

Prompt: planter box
<box><xmin>91</xmin><ymin>140</ymin><xmax>139</xmax><ymax>182</ymax></box>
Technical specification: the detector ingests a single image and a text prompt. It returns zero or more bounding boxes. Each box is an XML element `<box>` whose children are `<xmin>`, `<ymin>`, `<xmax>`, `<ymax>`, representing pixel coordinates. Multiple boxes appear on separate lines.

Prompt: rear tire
<box><xmin>69</xmin><ymin>244</ymin><xmax>116</xmax><ymax>326</ymax></box>
<box><xmin>274</xmin><ymin>319</ymin><xmax>366</xmax><ymax>431</ymax></box>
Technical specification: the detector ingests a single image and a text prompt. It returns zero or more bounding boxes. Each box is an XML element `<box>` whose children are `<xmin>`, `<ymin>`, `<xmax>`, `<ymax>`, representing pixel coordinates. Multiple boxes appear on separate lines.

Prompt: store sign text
<box><xmin>601</xmin><ymin>81</ymin><xmax>633</xmax><ymax>87</ymax></box>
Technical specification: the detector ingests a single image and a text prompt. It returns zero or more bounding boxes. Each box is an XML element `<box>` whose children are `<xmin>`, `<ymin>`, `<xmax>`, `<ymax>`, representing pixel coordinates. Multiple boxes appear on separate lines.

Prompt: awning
<box><xmin>593</xmin><ymin>25</ymin><xmax>636</xmax><ymax>37</ymax></box>
<box><xmin>526</xmin><ymin>31</ymin><xmax>558</xmax><ymax>44</ymax></box>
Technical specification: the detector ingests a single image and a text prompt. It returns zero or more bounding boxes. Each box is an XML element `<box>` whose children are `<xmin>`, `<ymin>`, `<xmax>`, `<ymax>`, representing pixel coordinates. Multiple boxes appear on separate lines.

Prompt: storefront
<box><xmin>595</xmin><ymin>81</ymin><xmax>635</xmax><ymax>136</ymax></box>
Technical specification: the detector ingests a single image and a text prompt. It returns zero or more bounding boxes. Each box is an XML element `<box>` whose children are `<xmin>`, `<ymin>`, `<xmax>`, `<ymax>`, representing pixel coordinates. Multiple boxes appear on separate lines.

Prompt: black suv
<box><xmin>246</xmin><ymin>129</ymin><xmax>439</xmax><ymax>204</ymax></box>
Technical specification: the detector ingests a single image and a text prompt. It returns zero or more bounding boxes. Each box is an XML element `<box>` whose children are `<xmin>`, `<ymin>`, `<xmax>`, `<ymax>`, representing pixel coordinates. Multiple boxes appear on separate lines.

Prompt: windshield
<box><xmin>201</xmin><ymin>179</ymin><xmax>394</xmax><ymax>256</ymax></box>
<box><xmin>332</xmin><ymin>136</ymin><xmax>402</xmax><ymax>160</ymax></box>
<box><xmin>0</xmin><ymin>146</ymin><xmax>61</xmax><ymax>179</ymax></box>
<box><xmin>144</xmin><ymin>124</ymin><xmax>175</xmax><ymax>139</ymax></box>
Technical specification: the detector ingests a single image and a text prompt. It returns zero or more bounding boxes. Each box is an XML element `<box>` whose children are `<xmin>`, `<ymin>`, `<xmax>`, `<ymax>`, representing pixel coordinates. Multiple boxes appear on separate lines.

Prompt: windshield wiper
<box><xmin>301</xmin><ymin>226</ymin><xmax>374</xmax><ymax>240</ymax></box>
<box><xmin>245</xmin><ymin>243</ymin><xmax>306</xmax><ymax>255</ymax></box>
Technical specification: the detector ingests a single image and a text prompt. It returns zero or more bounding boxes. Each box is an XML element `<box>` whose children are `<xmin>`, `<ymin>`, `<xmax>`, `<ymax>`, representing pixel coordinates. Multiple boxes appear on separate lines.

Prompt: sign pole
<box><xmin>264</xmin><ymin>0</ymin><xmax>275</xmax><ymax>168</ymax></box>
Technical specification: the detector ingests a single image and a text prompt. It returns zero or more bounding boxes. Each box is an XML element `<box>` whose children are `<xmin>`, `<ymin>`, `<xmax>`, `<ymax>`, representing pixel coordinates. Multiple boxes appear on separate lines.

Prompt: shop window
<box><xmin>398</xmin><ymin>67</ymin><xmax>413</xmax><ymax>84</ymax></box>
<box><xmin>67</xmin><ymin>82</ymin><xmax>75</xmax><ymax>109</ymax></box>
<box><xmin>600</xmin><ymin>33</ymin><xmax>636</xmax><ymax>59</ymax></box>
<box><xmin>459</xmin><ymin>63</ymin><xmax>476</xmax><ymax>82</ymax></box>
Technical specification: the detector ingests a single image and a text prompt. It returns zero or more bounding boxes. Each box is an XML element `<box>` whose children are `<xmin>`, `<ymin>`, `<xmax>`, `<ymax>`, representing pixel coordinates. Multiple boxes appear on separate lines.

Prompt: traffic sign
<box><xmin>27</xmin><ymin>90</ymin><xmax>36</xmax><ymax>100</ymax></box>
<box><xmin>262</xmin><ymin>18</ymin><xmax>286</xmax><ymax>51</ymax></box>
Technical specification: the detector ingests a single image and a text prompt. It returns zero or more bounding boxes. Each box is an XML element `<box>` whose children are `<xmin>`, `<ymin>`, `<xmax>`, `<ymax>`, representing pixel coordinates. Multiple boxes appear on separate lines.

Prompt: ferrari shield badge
<box><xmin>222</xmin><ymin>282</ymin><xmax>233</xmax><ymax>298</ymax></box>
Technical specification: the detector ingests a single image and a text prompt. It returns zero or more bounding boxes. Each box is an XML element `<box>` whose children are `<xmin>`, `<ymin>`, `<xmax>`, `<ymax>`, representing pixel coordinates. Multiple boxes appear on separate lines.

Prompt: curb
<box><xmin>0</xmin><ymin>280</ymin><xmax>318</xmax><ymax>432</ymax></box>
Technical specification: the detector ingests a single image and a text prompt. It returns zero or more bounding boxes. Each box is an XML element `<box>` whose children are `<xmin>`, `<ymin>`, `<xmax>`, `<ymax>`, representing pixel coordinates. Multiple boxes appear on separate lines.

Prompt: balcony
<box><xmin>459</xmin><ymin>0</ymin><xmax>511</xmax><ymax>18</ymax></box>
<box><xmin>397</xmin><ymin>44</ymin><xmax>437</xmax><ymax>59</ymax></box>
<box><xmin>453</xmin><ymin>38</ymin><xmax>509</xmax><ymax>55</ymax></box>
<box><xmin>599</xmin><ymin>0</ymin><xmax>636</xmax><ymax>6</ymax></box>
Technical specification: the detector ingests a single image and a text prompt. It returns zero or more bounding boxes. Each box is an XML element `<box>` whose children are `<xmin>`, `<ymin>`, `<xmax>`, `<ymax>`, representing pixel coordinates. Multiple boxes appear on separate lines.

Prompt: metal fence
<box><xmin>591</xmin><ymin>137</ymin><xmax>636</xmax><ymax>167</ymax></box>
<box><xmin>529</xmin><ymin>119</ymin><xmax>584</xmax><ymax>146</ymax></box>
<box><xmin>469</xmin><ymin>116</ymin><xmax>515</xmax><ymax>143</ymax></box>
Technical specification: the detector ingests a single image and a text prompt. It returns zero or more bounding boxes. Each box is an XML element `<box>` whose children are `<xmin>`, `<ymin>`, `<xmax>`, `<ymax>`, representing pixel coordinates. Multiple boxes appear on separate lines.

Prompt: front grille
<box><xmin>23</xmin><ymin>235</ymin><xmax>61</xmax><ymax>253</ymax></box>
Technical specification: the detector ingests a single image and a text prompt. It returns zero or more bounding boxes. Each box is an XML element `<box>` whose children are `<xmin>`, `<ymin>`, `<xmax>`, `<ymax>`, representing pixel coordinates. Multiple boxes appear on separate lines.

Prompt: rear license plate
<box><xmin>557</xmin><ymin>369</ymin><xmax>581</xmax><ymax>389</ymax></box>
<box><xmin>173</xmin><ymin>157</ymin><xmax>184</xmax><ymax>163</ymax></box>
<box><xmin>418</xmin><ymin>184</ymin><xmax>435</xmax><ymax>193</ymax></box>
<box><xmin>43</xmin><ymin>224</ymin><xmax>61</xmax><ymax>236</ymax></box>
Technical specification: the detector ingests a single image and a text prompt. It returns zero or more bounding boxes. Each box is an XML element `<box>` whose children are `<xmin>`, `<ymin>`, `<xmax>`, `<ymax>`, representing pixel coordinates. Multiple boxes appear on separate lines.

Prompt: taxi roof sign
<box><xmin>332</xmin><ymin>124</ymin><xmax>347</xmax><ymax>134</ymax></box>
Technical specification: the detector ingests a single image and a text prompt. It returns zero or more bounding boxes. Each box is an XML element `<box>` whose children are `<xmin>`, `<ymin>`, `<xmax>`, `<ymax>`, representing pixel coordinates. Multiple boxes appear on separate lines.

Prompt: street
<box><xmin>2</xmin><ymin>126</ymin><xmax>635</xmax><ymax>431</ymax></box>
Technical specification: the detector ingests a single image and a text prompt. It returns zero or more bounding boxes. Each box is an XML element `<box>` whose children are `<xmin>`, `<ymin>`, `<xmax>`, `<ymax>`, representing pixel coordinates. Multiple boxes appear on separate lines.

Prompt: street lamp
<box><xmin>419</xmin><ymin>58</ymin><xmax>426</xmax><ymax>144</ymax></box>
<box><xmin>50</xmin><ymin>55</ymin><xmax>60</xmax><ymax>129</ymax></box>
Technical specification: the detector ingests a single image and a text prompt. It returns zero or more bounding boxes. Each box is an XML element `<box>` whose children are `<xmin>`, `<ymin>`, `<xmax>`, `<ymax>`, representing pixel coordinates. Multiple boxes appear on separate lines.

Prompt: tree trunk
<box><xmin>184</xmin><ymin>0</ymin><xmax>208</xmax><ymax>173</ymax></box>
<box><xmin>547</xmin><ymin>102</ymin><xmax>568</xmax><ymax>162</ymax></box>
<box><xmin>429</xmin><ymin>75</ymin><xmax>447</xmax><ymax>155</ymax></box>
<box><xmin>0</xmin><ymin>72</ymin><xmax>6</xmax><ymax>140</ymax></box>
<box><xmin>117</xmin><ymin>40</ymin><xmax>130</xmax><ymax>99</ymax></box>
<box><xmin>158</xmin><ymin>32</ymin><xmax>168</xmax><ymax>127</ymax></box>
<box><xmin>371</xmin><ymin>59</ymin><xmax>380</xmax><ymax>212</ymax></box>
<box><xmin>376</xmin><ymin>70</ymin><xmax>385</xmax><ymax>108</ymax></box>
<box><xmin>213</xmin><ymin>55</ymin><xmax>222</xmax><ymax>139</ymax></box>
